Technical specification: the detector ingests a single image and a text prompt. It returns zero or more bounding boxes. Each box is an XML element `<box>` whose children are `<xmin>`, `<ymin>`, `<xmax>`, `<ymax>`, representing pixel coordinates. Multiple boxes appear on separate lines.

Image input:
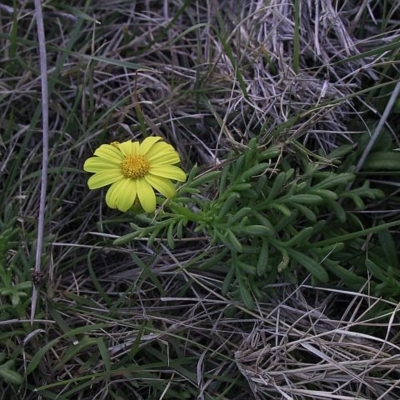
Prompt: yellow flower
<box><xmin>83</xmin><ymin>137</ymin><xmax>186</xmax><ymax>212</ymax></box>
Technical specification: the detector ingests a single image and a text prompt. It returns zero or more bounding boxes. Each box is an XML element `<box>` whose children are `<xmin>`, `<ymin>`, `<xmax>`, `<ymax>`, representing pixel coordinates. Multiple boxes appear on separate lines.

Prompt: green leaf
<box><xmin>167</xmin><ymin>222</ymin><xmax>175</xmax><ymax>249</ymax></box>
<box><xmin>240</xmin><ymin>163</ymin><xmax>270</xmax><ymax>181</ymax></box>
<box><xmin>222</xmin><ymin>229</ymin><xmax>243</xmax><ymax>253</ymax></box>
<box><xmin>311</xmin><ymin>220</ymin><xmax>400</xmax><ymax>247</ymax></box>
<box><xmin>291</xmin><ymin>203</ymin><xmax>316</xmax><ymax>222</ymax></box>
<box><xmin>251</xmin><ymin>212</ymin><xmax>275</xmax><ymax>234</ymax></box>
<box><xmin>362</xmin><ymin>151</ymin><xmax>400</xmax><ymax>171</ymax></box>
<box><xmin>285</xmin><ymin>194</ymin><xmax>323</xmax><ymax>205</ymax></box>
<box><xmin>191</xmin><ymin>170</ymin><xmax>221</xmax><ymax>187</ymax></box>
<box><xmin>327</xmin><ymin>144</ymin><xmax>354</xmax><ymax>160</ymax></box>
<box><xmin>228</xmin><ymin>207</ymin><xmax>253</xmax><ymax>225</ymax></box>
<box><xmin>113</xmin><ymin>230</ymin><xmax>140</xmax><ymax>245</ymax></box>
<box><xmin>257</xmin><ymin>239</ymin><xmax>269</xmax><ymax>276</ymax></box>
<box><xmin>340</xmin><ymin>192</ymin><xmax>364</xmax><ymax>209</ymax></box>
<box><xmin>313</xmin><ymin>173</ymin><xmax>355</xmax><ymax>190</ymax></box>
<box><xmin>240</xmin><ymin>225</ymin><xmax>272</xmax><ymax>236</ymax></box>
<box><xmin>236</xmin><ymin>260</ymin><xmax>257</xmax><ymax>275</ymax></box>
<box><xmin>282</xmin><ymin>227</ymin><xmax>314</xmax><ymax>248</ymax></box>
<box><xmin>97</xmin><ymin>338</ymin><xmax>111</xmax><ymax>374</ymax></box>
<box><xmin>259</xmin><ymin>146</ymin><xmax>282</xmax><ymax>160</ymax></box>
<box><xmin>378</xmin><ymin>227</ymin><xmax>398</xmax><ymax>269</ymax></box>
<box><xmin>222</xmin><ymin>264</ymin><xmax>235</xmax><ymax>295</ymax></box>
<box><xmin>326</xmin><ymin>200</ymin><xmax>346</xmax><ymax>223</ymax></box>
<box><xmin>199</xmin><ymin>247</ymin><xmax>230</xmax><ymax>270</ymax></box>
<box><xmin>266</xmin><ymin>171</ymin><xmax>287</xmax><ymax>201</ymax></box>
<box><xmin>269</xmin><ymin>203</ymin><xmax>291</xmax><ymax>216</ymax></box>
<box><xmin>366</xmin><ymin>258</ymin><xmax>387</xmax><ymax>281</ymax></box>
<box><xmin>324</xmin><ymin>259</ymin><xmax>365</xmax><ymax>287</ymax></box>
<box><xmin>289</xmin><ymin>249</ymin><xmax>329</xmax><ymax>282</ymax></box>
<box><xmin>308</xmin><ymin>189</ymin><xmax>338</xmax><ymax>201</ymax></box>
<box><xmin>238</xmin><ymin>279</ymin><xmax>254</xmax><ymax>309</ymax></box>
<box><xmin>0</xmin><ymin>361</ymin><xmax>23</xmax><ymax>385</ymax></box>
<box><xmin>228</xmin><ymin>183</ymin><xmax>252</xmax><ymax>192</ymax></box>
<box><xmin>218</xmin><ymin>192</ymin><xmax>240</xmax><ymax>219</ymax></box>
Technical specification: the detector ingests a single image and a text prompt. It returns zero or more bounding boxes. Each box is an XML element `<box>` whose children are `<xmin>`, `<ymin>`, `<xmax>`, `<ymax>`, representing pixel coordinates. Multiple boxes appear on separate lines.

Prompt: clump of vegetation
<box><xmin>117</xmin><ymin>138</ymin><xmax>399</xmax><ymax>310</ymax></box>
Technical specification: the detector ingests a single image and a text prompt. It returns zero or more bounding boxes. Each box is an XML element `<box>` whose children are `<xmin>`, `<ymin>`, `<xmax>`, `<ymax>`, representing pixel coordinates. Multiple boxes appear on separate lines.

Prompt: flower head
<box><xmin>83</xmin><ymin>137</ymin><xmax>186</xmax><ymax>212</ymax></box>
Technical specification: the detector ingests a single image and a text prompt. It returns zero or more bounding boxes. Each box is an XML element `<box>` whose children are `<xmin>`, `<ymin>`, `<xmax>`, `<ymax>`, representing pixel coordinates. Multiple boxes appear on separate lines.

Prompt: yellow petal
<box><xmin>149</xmin><ymin>166</ymin><xmax>186</xmax><ymax>182</ymax></box>
<box><xmin>146</xmin><ymin>142</ymin><xmax>180</xmax><ymax>164</ymax></box>
<box><xmin>114</xmin><ymin>179</ymin><xmax>137</xmax><ymax>212</ymax></box>
<box><xmin>83</xmin><ymin>157</ymin><xmax>120</xmax><ymax>173</ymax></box>
<box><xmin>105</xmin><ymin>180</ymin><xmax>128</xmax><ymax>209</ymax></box>
<box><xmin>145</xmin><ymin>175</ymin><xmax>176</xmax><ymax>198</ymax></box>
<box><xmin>87</xmin><ymin>170</ymin><xmax>123</xmax><ymax>189</ymax></box>
<box><xmin>118</xmin><ymin>140</ymin><xmax>139</xmax><ymax>157</ymax></box>
<box><xmin>139</xmin><ymin>136</ymin><xmax>162</xmax><ymax>155</ymax></box>
<box><xmin>137</xmin><ymin>178</ymin><xmax>156</xmax><ymax>212</ymax></box>
<box><xmin>94</xmin><ymin>144</ymin><xmax>124</xmax><ymax>163</ymax></box>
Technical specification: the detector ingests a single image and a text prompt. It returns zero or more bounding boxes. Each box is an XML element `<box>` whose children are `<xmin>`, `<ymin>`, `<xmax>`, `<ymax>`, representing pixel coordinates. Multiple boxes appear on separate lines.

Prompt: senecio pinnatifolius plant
<box><xmin>85</xmin><ymin>137</ymin><xmax>387</xmax><ymax>309</ymax></box>
<box><xmin>83</xmin><ymin>137</ymin><xmax>186</xmax><ymax>213</ymax></box>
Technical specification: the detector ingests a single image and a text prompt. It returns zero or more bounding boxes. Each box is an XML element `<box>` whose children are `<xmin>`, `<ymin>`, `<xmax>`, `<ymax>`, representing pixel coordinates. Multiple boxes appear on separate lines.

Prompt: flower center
<box><xmin>121</xmin><ymin>155</ymin><xmax>150</xmax><ymax>179</ymax></box>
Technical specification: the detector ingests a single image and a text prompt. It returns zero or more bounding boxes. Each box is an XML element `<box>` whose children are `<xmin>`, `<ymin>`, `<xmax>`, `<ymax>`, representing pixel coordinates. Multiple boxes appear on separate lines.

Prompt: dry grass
<box><xmin>0</xmin><ymin>0</ymin><xmax>400</xmax><ymax>399</ymax></box>
<box><xmin>236</xmin><ymin>286</ymin><xmax>400</xmax><ymax>399</ymax></box>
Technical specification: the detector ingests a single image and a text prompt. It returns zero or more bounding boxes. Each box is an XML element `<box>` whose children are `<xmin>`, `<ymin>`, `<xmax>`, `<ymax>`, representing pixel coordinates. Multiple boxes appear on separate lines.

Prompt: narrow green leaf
<box><xmin>326</xmin><ymin>200</ymin><xmax>347</xmax><ymax>223</ymax></box>
<box><xmin>285</xmin><ymin>194</ymin><xmax>323</xmax><ymax>205</ymax></box>
<box><xmin>176</xmin><ymin>219</ymin><xmax>184</xmax><ymax>239</ymax></box>
<box><xmin>27</xmin><ymin>338</ymin><xmax>60</xmax><ymax>375</ymax></box>
<box><xmin>327</xmin><ymin>144</ymin><xmax>354</xmax><ymax>160</ymax></box>
<box><xmin>238</xmin><ymin>279</ymin><xmax>254</xmax><ymax>309</ymax></box>
<box><xmin>130</xmin><ymin>252</ymin><xmax>165</xmax><ymax>296</ymax></box>
<box><xmin>147</xmin><ymin>225</ymin><xmax>163</xmax><ymax>247</ymax></box>
<box><xmin>282</xmin><ymin>227</ymin><xmax>314</xmax><ymax>248</ymax></box>
<box><xmin>218</xmin><ymin>192</ymin><xmax>240</xmax><ymax>219</ymax></box>
<box><xmin>240</xmin><ymin>225</ymin><xmax>272</xmax><ymax>236</ymax></box>
<box><xmin>129</xmin><ymin>323</ymin><xmax>146</xmax><ymax>359</ymax></box>
<box><xmin>219</xmin><ymin>162</ymin><xmax>230</xmax><ymax>194</ymax></box>
<box><xmin>228</xmin><ymin>207</ymin><xmax>253</xmax><ymax>225</ymax></box>
<box><xmin>270</xmin><ymin>203</ymin><xmax>291</xmax><ymax>216</ymax></box>
<box><xmin>236</xmin><ymin>260</ymin><xmax>257</xmax><ymax>275</ymax></box>
<box><xmin>222</xmin><ymin>264</ymin><xmax>235</xmax><ymax>295</ymax></box>
<box><xmin>97</xmin><ymin>338</ymin><xmax>111</xmax><ymax>374</ymax></box>
<box><xmin>266</xmin><ymin>171</ymin><xmax>287</xmax><ymax>202</ymax></box>
<box><xmin>289</xmin><ymin>249</ymin><xmax>329</xmax><ymax>282</ymax></box>
<box><xmin>48</xmin><ymin>303</ymin><xmax>79</xmax><ymax>345</ymax></box>
<box><xmin>260</xmin><ymin>146</ymin><xmax>282</xmax><ymax>160</ymax></box>
<box><xmin>309</xmin><ymin>189</ymin><xmax>338</xmax><ymax>201</ymax></box>
<box><xmin>341</xmin><ymin>192</ymin><xmax>364</xmax><ymax>209</ymax></box>
<box><xmin>378</xmin><ymin>228</ymin><xmax>398</xmax><ymax>269</ymax></box>
<box><xmin>312</xmin><ymin>221</ymin><xmax>400</xmax><ymax>247</ymax></box>
<box><xmin>362</xmin><ymin>151</ymin><xmax>400</xmax><ymax>171</ymax></box>
<box><xmin>88</xmin><ymin>249</ymin><xmax>113</xmax><ymax>307</ymax></box>
<box><xmin>257</xmin><ymin>239</ymin><xmax>269</xmax><ymax>276</ymax></box>
<box><xmin>228</xmin><ymin>183</ymin><xmax>252</xmax><ymax>192</ymax></box>
<box><xmin>292</xmin><ymin>203</ymin><xmax>317</xmax><ymax>222</ymax></box>
<box><xmin>324</xmin><ymin>259</ymin><xmax>365</xmax><ymax>286</ymax></box>
<box><xmin>240</xmin><ymin>163</ymin><xmax>270</xmax><ymax>181</ymax></box>
<box><xmin>313</xmin><ymin>173</ymin><xmax>355</xmax><ymax>190</ymax></box>
<box><xmin>252</xmin><ymin>212</ymin><xmax>275</xmax><ymax>234</ymax></box>
<box><xmin>113</xmin><ymin>230</ymin><xmax>140</xmax><ymax>245</ymax></box>
<box><xmin>199</xmin><ymin>247</ymin><xmax>230</xmax><ymax>270</ymax></box>
<box><xmin>224</xmin><ymin>229</ymin><xmax>243</xmax><ymax>253</ymax></box>
<box><xmin>191</xmin><ymin>170</ymin><xmax>221</xmax><ymax>187</ymax></box>
<box><xmin>366</xmin><ymin>258</ymin><xmax>387</xmax><ymax>281</ymax></box>
<box><xmin>0</xmin><ymin>362</ymin><xmax>23</xmax><ymax>385</ymax></box>
<box><xmin>167</xmin><ymin>222</ymin><xmax>175</xmax><ymax>249</ymax></box>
